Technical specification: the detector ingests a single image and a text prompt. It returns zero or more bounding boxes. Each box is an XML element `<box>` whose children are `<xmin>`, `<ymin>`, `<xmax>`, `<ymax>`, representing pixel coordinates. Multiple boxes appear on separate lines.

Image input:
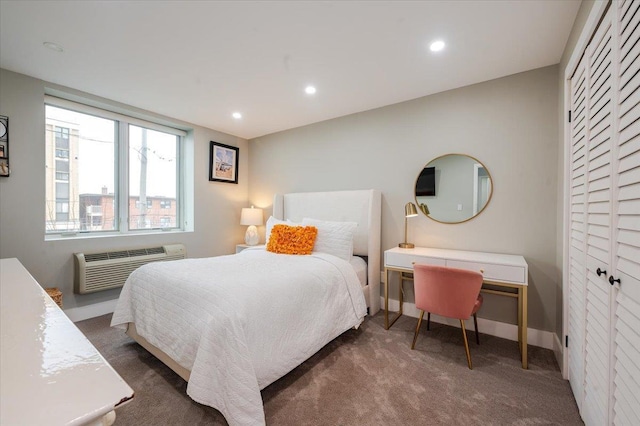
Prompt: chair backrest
<box><xmin>413</xmin><ymin>264</ymin><xmax>483</xmax><ymax>320</ymax></box>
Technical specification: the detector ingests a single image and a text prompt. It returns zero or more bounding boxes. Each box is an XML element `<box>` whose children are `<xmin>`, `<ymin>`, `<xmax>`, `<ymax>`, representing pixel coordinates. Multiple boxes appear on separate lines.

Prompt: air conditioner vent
<box><xmin>74</xmin><ymin>244</ymin><xmax>186</xmax><ymax>294</ymax></box>
<box><xmin>84</xmin><ymin>253</ymin><xmax>110</xmax><ymax>262</ymax></box>
<box><xmin>127</xmin><ymin>248</ymin><xmax>150</xmax><ymax>257</ymax></box>
<box><xmin>144</xmin><ymin>247</ymin><xmax>165</xmax><ymax>255</ymax></box>
<box><xmin>83</xmin><ymin>246</ymin><xmax>168</xmax><ymax>262</ymax></box>
<box><xmin>108</xmin><ymin>250</ymin><xmax>130</xmax><ymax>259</ymax></box>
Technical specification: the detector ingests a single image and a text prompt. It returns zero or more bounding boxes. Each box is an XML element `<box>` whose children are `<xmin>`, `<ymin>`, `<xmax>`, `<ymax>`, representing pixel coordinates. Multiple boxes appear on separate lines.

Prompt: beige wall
<box><xmin>249</xmin><ymin>65</ymin><xmax>560</xmax><ymax>332</ymax></box>
<box><xmin>0</xmin><ymin>68</ymin><xmax>249</xmax><ymax>309</ymax></box>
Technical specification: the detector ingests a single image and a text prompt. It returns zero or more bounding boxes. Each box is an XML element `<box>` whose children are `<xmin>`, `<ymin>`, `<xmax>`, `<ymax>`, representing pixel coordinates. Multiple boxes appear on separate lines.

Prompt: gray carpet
<box><xmin>76</xmin><ymin>313</ymin><xmax>583</xmax><ymax>425</ymax></box>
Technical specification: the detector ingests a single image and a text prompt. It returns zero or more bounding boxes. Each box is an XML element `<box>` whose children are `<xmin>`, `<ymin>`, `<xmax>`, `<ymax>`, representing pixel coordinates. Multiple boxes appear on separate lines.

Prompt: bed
<box><xmin>111</xmin><ymin>189</ymin><xmax>381</xmax><ymax>425</ymax></box>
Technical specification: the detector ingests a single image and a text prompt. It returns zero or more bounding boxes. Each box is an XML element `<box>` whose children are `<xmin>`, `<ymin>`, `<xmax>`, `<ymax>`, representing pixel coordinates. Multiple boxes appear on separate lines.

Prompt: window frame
<box><xmin>45</xmin><ymin>96</ymin><xmax>188</xmax><ymax>238</ymax></box>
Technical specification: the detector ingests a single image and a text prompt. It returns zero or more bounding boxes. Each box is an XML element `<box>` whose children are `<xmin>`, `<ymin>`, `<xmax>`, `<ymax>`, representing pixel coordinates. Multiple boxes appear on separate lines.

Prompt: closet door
<box><xmin>612</xmin><ymin>0</ymin><xmax>640</xmax><ymax>424</ymax></box>
<box><xmin>568</xmin><ymin>52</ymin><xmax>588</xmax><ymax>409</ymax></box>
<box><xmin>567</xmin><ymin>2</ymin><xmax>640</xmax><ymax>425</ymax></box>
<box><xmin>583</xmin><ymin>8</ymin><xmax>614</xmax><ymax>426</ymax></box>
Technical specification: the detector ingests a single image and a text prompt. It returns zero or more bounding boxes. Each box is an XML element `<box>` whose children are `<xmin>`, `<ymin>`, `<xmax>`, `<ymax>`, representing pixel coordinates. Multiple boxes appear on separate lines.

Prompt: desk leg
<box><xmin>384</xmin><ymin>268</ymin><xmax>389</xmax><ymax>329</ymax></box>
<box><xmin>518</xmin><ymin>287</ymin><xmax>522</xmax><ymax>350</ymax></box>
<box><xmin>517</xmin><ymin>286</ymin><xmax>528</xmax><ymax>369</ymax></box>
<box><xmin>384</xmin><ymin>268</ymin><xmax>403</xmax><ymax>330</ymax></box>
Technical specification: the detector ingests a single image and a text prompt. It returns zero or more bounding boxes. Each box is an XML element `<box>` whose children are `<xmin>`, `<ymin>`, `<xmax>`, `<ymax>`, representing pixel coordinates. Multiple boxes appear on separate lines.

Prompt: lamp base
<box><xmin>398</xmin><ymin>243</ymin><xmax>415</xmax><ymax>249</ymax></box>
<box><xmin>245</xmin><ymin>225</ymin><xmax>259</xmax><ymax>246</ymax></box>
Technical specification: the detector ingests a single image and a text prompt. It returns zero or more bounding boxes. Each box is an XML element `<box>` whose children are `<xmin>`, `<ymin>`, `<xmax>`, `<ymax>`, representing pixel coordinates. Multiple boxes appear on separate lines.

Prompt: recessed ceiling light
<box><xmin>429</xmin><ymin>40</ymin><xmax>445</xmax><ymax>52</ymax></box>
<box><xmin>305</xmin><ymin>86</ymin><xmax>317</xmax><ymax>95</ymax></box>
<box><xmin>43</xmin><ymin>41</ymin><xmax>64</xmax><ymax>52</ymax></box>
<box><xmin>232</xmin><ymin>112</ymin><xmax>242</xmax><ymax>119</ymax></box>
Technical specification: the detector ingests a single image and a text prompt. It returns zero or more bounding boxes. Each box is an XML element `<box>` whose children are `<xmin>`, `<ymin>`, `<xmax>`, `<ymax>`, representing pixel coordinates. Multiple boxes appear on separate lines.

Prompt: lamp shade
<box><xmin>240</xmin><ymin>207</ymin><xmax>263</xmax><ymax>226</ymax></box>
<box><xmin>399</xmin><ymin>202</ymin><xmax>418</xmax><ymax>249</ymax></box>
<box><xmin>405</xmin><ymin>202</ymin><xmax>418</xmax><ymax>217</ymax></box>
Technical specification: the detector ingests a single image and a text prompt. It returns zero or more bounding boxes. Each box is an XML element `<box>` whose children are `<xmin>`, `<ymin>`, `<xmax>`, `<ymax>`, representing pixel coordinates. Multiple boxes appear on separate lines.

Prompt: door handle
<box><xmin>596</xmin><ymin>267</ymin><xmax>606</xmax><ymax>277</ymax></box>
<box><xmin>609</xmin><ymin>275</ymin><xmax>621</xmax><ymax>286</ymax></box>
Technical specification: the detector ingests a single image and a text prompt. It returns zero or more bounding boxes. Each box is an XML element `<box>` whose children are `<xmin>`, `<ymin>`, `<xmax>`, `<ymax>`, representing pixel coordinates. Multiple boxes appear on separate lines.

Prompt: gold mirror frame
<box><xmin>414</xmin><ymin>153</ymin><xmax>493</xmax><ymax>224</ymax></box>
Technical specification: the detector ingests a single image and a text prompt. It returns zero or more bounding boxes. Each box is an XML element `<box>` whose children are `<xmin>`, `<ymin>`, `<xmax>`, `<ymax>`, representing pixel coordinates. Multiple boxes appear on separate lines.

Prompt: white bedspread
<box><xmin>111</xmin><ymin>248</ymin><xmax>367</xmax><ymax>425</ymax></box>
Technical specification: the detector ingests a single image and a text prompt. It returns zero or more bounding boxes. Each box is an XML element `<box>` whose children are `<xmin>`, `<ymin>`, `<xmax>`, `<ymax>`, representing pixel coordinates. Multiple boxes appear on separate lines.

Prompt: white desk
<box><xmin>0</xmin><ymin>258</ymin><xmax>134</xmax><ymax>425</ymax></box>
<box><xmin>384</xmin><ymin>247</ymin><xmax>529</xmax><ymax>369</ymax></box>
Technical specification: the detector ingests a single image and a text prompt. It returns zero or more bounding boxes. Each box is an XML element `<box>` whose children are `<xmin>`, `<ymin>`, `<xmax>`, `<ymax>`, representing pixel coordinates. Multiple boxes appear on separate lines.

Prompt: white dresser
<box><xmin>384</xmin><ymin>247</ymin><xmax>529</xmax><ymax>368</ymax></box>
<box><xmin>0</xmin><ymin>258</ymin><xmax>134</xmax><ymax>425</ymax></box>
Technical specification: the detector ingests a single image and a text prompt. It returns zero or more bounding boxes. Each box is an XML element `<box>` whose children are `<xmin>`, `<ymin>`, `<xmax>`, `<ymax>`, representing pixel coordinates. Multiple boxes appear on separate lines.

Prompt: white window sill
<box><xmin>45</xmin><ymin>228</ymin><xmax>193</xmax><ymax>242</ymax></box>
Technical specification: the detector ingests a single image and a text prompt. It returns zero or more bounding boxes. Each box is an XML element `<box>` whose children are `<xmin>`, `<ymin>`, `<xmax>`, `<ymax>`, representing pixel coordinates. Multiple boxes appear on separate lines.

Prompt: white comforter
<box><xmin>111</xmin><ymin>248</ymin><xmax>367</xmax><ymax>425</ymax></box>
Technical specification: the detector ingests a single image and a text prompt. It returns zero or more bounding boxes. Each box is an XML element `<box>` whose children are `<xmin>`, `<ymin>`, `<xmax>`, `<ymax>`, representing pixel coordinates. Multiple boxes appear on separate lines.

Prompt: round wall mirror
<box><xmin>414</xmin><ymin>154</ymin><xmax>493</xmax><ymax>224</ymax></box>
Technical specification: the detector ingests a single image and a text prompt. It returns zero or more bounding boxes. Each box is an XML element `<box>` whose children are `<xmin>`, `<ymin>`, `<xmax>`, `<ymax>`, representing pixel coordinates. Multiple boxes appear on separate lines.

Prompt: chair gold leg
<box><xmin>427</xmin><ymin>312</ymin><xmax>431</xmax><ymax>331</ymax></box>
<box><xmin>411</xmin><ymin>311</ymin><xmax>425</xmax><ymax>350</ymax></box>
<box><xmin>473</xmin><ymin>313</ymin><xmax>480</xmax><ymax>345</ymax></box>
<box><xmin>460</xmin><ymin>319</ymin><xmax>472</xmax><ymax>369</ymax></box>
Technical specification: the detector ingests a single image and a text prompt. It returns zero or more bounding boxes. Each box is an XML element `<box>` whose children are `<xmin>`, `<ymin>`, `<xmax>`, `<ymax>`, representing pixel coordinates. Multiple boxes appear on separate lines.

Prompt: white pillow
<box><xmin>301</xmin><ymin>218</ymin><xmax>357</xmax><ymax>261</ymax></box>
<box><xmin>265</xmin><ymin>216</ymin><xmax>300</xmax><ymax>244</ymax></box>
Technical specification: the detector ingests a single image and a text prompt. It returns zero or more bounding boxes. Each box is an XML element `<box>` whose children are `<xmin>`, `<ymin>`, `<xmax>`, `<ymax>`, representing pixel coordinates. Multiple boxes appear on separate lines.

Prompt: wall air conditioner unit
<box><xmin>74</xmin><ymin>244</ymin><xmax>186</xmax><ymax>294</ymax></box>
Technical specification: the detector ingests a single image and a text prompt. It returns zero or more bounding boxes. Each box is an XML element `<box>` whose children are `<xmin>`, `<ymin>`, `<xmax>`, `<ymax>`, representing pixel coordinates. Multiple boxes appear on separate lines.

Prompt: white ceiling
<box><xmin>0</xmin><ymin>1</ymin><xmax>581</xmax><ymax>139</ymax></box>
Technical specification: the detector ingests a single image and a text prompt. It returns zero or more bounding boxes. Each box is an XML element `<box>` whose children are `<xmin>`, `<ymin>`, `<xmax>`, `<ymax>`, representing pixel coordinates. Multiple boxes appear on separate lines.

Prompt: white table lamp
<box><xmin>240</xmin><ymin>206</ymin><xmax>263</xmax><ymax>245</ymax></box>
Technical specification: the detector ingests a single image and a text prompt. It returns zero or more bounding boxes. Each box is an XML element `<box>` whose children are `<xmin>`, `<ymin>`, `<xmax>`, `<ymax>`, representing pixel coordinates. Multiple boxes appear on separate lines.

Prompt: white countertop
<box><xmin>0</xmin><ymin>258</ymin><xmax>134</xmax><ymax>426</ymax></box>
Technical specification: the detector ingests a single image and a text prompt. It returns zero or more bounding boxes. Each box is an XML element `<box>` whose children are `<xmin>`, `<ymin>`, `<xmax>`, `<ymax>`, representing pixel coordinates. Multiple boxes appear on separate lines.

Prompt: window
<box><xmin>55</xmin><ymin>182</ymin><xmax>69</xmax><ymax>199</ymax></box>
<box><xmin>54</xmin><ymin>126</ymin><xmax>70</xmax><ymax>159</ymax></box>
<box><xmin>55</xmin><ymin>126</ymin><xmax>69</xmax><ymax>141</ymax></box>
<box><xmin>45</xmin><ymin>98</ymin><xmax>186</xmax><ymax>235</ymax></box>
<box><xmin>128</xmin><ymin>125</ymin><xmax>179</xmax><ymax>230</ymax></box>
<box><xmin>56</xmin><ymin>201</ymin><xmax>69</xmax><ymax>221</ymax></box>
<box><xmin>55</xmin><ymin>149</ymin><xmax>69</xmax><ymax>158</ymax></box>
<box><xmin>55</xmin><ymin>127</ymin><xmax>69</xmax><ymax>148</ymax></box>
<box><xmin>135</xmin><ymin>199</ymin><xmax>153</xmax><ymax>209</ymax></box>
<box><xmin>56</xmin><ymin>201</ymin><xmax>69</xmax><ymax>213</ymax></box>
<box><xmin>55</xmin><ymin>160</ymin><xmax>69</xmax><ymax>173</ymax></box>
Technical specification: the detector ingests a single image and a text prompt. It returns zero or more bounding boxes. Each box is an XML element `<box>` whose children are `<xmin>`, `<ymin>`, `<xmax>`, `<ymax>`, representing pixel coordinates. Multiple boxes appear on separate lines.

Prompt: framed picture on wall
<box><xmin>0</xmin><ymin>115</ymin><xmax>8</xmax><ymax>177</ymax></box>
<box><xmin>209</xmin><ymin>141</ymin><xmax>239</xmax><ymax>184</ymax></box>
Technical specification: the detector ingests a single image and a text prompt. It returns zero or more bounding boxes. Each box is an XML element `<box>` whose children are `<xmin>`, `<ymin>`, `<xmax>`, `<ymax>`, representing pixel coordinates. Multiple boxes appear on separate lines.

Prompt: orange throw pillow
<box><xmin>266</xmin><ymin>224</ymin><xmax>318</xmax><ymax>255</ymax></box>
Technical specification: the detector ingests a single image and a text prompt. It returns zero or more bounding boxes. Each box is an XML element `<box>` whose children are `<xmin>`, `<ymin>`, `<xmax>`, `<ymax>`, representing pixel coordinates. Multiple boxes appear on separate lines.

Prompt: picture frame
<box><xmin>209</xmin><ymin>141</ymin><xmax>239</xmax><ymax>184</ymax></box>
<box><xmin>0</xmin><ymin>160</ymin><xmax>8</xmax><ymax>177</ymax></box>
<box><xmin>0</xmin><ymin>115</ymin><xmax>8</xmax><ymax>177</ymax></box>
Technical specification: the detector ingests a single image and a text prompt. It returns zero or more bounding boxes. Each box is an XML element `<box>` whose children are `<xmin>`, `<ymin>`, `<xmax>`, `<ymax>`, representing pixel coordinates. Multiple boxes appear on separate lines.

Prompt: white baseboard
<box><xmin>553</xmin><ymin>334</ymin><xmax>565</xmax><ymax>375</ymax></box>
<box><xmin>382</xmin><ymin>297</ymin><xmax>555</xmax><ymax>350</ymax></box>
<box><xmin>64</xmin><ymin>299</ymin><xmax>118</xmax><ymax>323</ymax></box>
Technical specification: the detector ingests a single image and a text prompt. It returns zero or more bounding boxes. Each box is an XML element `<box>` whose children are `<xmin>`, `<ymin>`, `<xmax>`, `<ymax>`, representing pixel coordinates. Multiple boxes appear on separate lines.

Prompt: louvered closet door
<box><xmin>583</xmin><ymin>7</ymin><xmax>615</xmax><ymax>426</ymax></box>
<box><xmin>612</xmin><ymin>0</ymin><xmax>640</xmax><ymax>424</ymax></box>
<box><xmin>568</xmin><ymin>52</ymin><xmax>588</xmax><ymax>409</ymax></box>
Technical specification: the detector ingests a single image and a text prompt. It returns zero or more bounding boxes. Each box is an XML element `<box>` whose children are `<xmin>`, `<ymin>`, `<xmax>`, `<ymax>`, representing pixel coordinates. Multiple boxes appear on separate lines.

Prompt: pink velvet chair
<box><xmin>410</xmin><ymin>264</ymin><xmax>484</xmax><ymax>369</ymax></box>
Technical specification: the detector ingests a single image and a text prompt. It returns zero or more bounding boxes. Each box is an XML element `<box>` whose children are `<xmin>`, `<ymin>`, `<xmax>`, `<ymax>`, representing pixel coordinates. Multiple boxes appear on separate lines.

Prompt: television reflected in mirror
<box><xmin>415</xmin><ymin>166</ymin><xmax>435</xmax><ymax>196</ymax></box>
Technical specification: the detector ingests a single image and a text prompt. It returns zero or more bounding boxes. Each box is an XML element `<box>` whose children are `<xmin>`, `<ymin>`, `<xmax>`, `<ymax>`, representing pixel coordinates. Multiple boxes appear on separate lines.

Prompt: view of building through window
<box><xmin>45</xmin><ymin>103</ymin><xmax>180</xmax><ymax>234</ymax></box>
<box><xmin>128</xmin><ymin>124</ymin><xmax>178</xmax><ymax>230</ymax></box>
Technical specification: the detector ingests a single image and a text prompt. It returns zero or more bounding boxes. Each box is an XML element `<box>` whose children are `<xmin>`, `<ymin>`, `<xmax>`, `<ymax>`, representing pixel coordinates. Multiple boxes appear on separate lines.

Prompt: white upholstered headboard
<box><xmin>273</xmin><ymin>189</ymin><xmax>381</xmax><ymax>314</ymax></box>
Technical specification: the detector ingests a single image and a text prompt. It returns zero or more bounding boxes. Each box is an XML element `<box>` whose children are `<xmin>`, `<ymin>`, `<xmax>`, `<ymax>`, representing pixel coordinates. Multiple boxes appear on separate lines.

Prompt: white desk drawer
<box><xmin>446</xmin><ymin>259</ymin><xmax>526</xmax><ymax>284</ymax></box>
<box><xmin>385</xmin><ymin>252</ymin><xmax>446</xmax><ymax>269</ymax></box>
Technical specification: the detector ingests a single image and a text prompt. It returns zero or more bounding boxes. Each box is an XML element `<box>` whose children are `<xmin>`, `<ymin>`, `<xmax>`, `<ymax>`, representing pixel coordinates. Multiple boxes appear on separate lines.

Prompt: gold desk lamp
<box><xmin>399</xmin><ymin>202</ymin><xmax>419</xmax><ymax>248</ymax></box>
